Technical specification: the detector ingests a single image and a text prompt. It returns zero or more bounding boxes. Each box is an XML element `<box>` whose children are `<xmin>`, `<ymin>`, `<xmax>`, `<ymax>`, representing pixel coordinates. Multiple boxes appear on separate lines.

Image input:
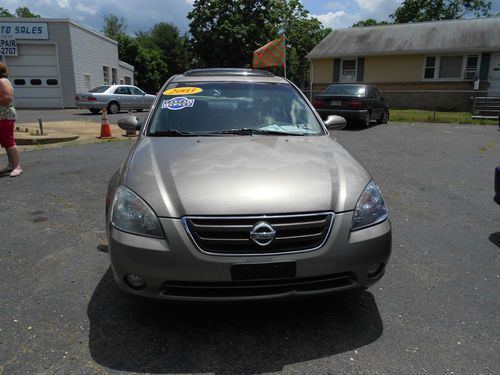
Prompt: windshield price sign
<box><xmin>0</xmin><ymin>39</ymin><xmax>17</xmax><ymax>56</ymax></box>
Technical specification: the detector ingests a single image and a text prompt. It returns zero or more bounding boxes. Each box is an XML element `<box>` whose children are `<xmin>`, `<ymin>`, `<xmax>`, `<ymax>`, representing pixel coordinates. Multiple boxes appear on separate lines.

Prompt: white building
<box><xmin>0</xmin><ymin>18</ymin><xmax>134</xmax><ymax>108</ymax></box>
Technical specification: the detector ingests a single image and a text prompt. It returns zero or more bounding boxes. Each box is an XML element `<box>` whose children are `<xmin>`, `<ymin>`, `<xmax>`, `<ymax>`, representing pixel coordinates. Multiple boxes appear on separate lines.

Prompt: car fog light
<box><xmin>125</xmin><ymin>274</ymin><xmax>146</xmax><ymax>290</ymax></box>
<box><xmin>367</xmin><ymin>263</ymin><xmax>383</xmax><ymax>278</ymax></box>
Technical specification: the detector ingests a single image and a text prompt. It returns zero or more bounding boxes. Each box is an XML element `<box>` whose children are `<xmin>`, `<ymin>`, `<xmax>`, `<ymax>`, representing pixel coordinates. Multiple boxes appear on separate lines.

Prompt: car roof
<box><xmin>170</xmin><ymin>68</ymin><xmax>289</xmax><ymax>84</ymax></box>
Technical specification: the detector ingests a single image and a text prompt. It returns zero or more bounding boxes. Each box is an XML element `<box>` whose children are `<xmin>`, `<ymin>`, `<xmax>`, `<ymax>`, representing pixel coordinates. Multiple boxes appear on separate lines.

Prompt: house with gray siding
<box><xmin>0</xmin><ymin>18</ymin><xmax>135</xmax><ymax>108</ymax></box>
<box><xmin>308</xmin><ymin>17</ymin><xmax>500</xmax><ymax>112</ymax></box>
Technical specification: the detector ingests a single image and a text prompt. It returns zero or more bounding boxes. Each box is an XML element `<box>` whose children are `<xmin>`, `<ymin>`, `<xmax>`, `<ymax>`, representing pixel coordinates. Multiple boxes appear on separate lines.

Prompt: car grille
<box><xmin>182</xmin><ymin>212</ymin><xmax>334</xmax><ymax>255</ymax></box>
<box><xmin>161</xmin><ymin>272</ymin><xmax>356</xmax><ymax>298</ymax></box>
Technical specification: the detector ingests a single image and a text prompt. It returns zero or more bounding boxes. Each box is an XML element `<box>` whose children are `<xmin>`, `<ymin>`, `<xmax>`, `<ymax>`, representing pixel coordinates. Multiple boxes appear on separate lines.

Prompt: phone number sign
<box><xmin>0</xmin><ymin>39</ymin><xmax>17</xmax><ymax>56</ymax></box>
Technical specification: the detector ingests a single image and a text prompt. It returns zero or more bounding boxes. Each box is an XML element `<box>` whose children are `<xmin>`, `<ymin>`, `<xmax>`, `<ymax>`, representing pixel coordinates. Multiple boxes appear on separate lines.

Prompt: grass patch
<box><xmin>390</xmin><ymin>110</ymin><xmax>498</xmax><ymax>125</ymax></box>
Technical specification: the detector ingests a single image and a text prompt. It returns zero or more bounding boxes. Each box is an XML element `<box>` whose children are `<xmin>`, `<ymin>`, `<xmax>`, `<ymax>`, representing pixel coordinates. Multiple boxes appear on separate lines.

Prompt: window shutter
<box><xmin>479</xmin><ymin>53</ymin><xmax>490</xmax><ymax>80</ymax></box>
<box><xmin>333</xmin><ymin>59</ymin><xmax>340</xmax><ymax>82</ymax></box>
<box><xmin>357</xmin><ymin>57</ymin><xmax>365</xmax><ymax>82</ymax></box>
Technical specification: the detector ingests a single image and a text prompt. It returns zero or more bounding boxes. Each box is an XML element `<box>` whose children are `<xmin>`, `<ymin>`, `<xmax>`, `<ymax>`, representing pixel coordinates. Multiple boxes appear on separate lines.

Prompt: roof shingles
<box><xmin>308</xmin><ymin>17</ymin><xmax>500</xmax><ymax>58</ymax></box>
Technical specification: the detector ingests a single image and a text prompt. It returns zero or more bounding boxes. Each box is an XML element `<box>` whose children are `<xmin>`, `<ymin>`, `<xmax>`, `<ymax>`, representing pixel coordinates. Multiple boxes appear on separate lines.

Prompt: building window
<box><xmin>103</xmin><ymin>66</ymin><xmax>110</xmax><ymax>85</ymax></box>
<box><xmin>84</xmin><ymin>74</ymin><xmax>91</xmax><ymax>92</ymax></box>
<box><xmin>465</xmin><ymin>55</ymin><xmax>479</xmax><ymax>80</ymax></box>
<box><xmin>111</xmin><ymin>68</ymin><xmax>117</xmax><ymax>85</ymax></box>
<box><xmin>424</xmin><ymin>55</ymin><xmax>479</xmax><ymax>80</ymax></box>
<box><xmin>14</xmin><ymin>79</ymin><xmax>26</xmax><ymax>85</ymax></box>
<box><xmin>31</xmin><ymin>79</ymin><xmax>42</xmax><ymax>85</ymax></box>
<box><xmin>340</xmin><ymin>59</ymin><xmax>357</xmax><ymax>82</ymax></box>
<box><xmin>47</xmin><ymin>79</ymin><xmax>58</xmax><ymax>85</ymax></box>
<box><xmin>439</xmin><ymin>56</ymin><xmax>463</xmax><ymax>79</ymax></box>
<box><xmin>424</xmin><ymin>57</ymin><xmax>436</xmax><ymax>79</ymax></box>
<box><xmin>124</xmin><ymin>76</ymin><xmax>132</xmax><ymax>85</ymax></box>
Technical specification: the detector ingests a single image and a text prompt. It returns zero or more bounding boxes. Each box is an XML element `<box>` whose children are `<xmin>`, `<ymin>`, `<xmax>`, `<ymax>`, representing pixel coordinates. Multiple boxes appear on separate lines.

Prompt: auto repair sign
<box><xmin>0</xmin><ymin>39</ymin><xmax>17</xmax><ymax>56</ymax></box>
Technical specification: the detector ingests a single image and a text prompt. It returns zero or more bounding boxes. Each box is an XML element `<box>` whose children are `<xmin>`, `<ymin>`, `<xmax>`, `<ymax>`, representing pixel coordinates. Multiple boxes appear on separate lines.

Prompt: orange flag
<box><xmin>253</xmin><ymin>36</ymin><xmax>285</xmax><ymax>69</ymax></box>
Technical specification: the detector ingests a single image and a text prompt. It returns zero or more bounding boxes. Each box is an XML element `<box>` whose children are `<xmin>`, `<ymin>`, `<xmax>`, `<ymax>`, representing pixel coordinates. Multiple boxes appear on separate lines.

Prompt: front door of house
<box><xmin>489</xmin><ymin>54</ymin><xmax>500</xmax><ymax>93</ymax></box>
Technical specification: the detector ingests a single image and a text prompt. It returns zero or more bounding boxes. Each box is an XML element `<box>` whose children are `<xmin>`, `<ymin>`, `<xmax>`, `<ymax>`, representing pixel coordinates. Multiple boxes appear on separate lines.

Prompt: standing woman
<box><xmin>0</xmin><ymin>63</ymin><xmax>22</xmax><ymax>177</ymax></box>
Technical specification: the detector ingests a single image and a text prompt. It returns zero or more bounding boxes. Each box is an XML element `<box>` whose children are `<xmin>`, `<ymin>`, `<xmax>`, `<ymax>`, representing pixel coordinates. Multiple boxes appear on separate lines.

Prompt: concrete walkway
<box><xmin>1</xmin><ymin>120</ymin><xmax>136</xmax><ymax>155</ymax></box>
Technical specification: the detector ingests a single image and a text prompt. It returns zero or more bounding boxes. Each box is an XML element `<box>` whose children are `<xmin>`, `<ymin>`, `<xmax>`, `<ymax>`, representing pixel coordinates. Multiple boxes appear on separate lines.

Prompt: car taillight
<box><xmin>313</xmin><ymin>98</ymin><xmax>325</xmax><ymax>109</ymax></box>
<box><xmin>348</xmin><ymin>99</ymin><xmax>363</xmax><ymax>109</ymax></box>
<box><xmin>87</xmin><ymin>96</ymin><xmax>97</xmax><ymax>101</ymax></box>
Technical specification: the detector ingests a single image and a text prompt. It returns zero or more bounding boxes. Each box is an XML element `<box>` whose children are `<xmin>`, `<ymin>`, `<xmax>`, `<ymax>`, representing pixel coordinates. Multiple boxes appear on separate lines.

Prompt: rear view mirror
<box><xmin>118</xmin><ymin>115</ymin><xmax>142</xmax><ymax>132</ymax></box>
<box><xmin>324</xmin><ymin>115</ymin><xmax>346</xmax><ymax>130</ymax></box>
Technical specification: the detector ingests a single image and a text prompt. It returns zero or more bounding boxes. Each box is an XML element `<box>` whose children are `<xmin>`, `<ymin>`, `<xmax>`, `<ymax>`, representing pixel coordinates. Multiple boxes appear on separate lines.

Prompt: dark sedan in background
<box><xmin>75</xmin><ymin>85</ymin><xmax>156</xmax><ymax>114</ymax></box>
<box><xmin>313</xmin><ymin>84</ymin><xmax>389</xmax><ymax>127</ymax></box>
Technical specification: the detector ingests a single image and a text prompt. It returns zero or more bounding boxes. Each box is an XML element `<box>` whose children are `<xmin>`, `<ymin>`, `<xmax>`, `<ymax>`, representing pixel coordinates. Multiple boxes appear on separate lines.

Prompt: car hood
<box><xmin>124</xmin><ymin>135</ymin><xmax>371</xmax><ymax>217</ymax></box>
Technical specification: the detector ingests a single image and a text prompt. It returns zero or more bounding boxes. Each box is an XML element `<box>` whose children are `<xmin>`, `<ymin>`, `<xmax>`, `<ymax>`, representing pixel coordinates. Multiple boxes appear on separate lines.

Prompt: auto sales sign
<box><xmin>0</xmin><ymin>22</ymin><xmax>48</xmax><ymax>56</ymax></box>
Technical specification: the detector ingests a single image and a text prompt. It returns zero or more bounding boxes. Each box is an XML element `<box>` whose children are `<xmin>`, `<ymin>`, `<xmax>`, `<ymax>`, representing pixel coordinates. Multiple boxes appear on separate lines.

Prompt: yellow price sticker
<box><xmin>163</xmin><ymin>87</ymin><xmax>203</xmax><ymax>95</ymax></box>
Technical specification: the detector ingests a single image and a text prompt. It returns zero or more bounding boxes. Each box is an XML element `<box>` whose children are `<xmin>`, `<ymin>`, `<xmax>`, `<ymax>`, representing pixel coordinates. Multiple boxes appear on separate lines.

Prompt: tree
<box><xmin>391</xmin><ymin>0</ymin><xmax>491</xmax><ymax>23</ymax></box>
<box><xmin>0</xmin><ymin>7</ymin><xmax>14</xmax><ymax>17</ymax></box>
<box><xmin>102</xmin><ymin>14</ymin><xmax>127</xmax><ymax>40</ymax></box>
<box><xmin>352</xmin><ymin>19</ymin><xmax>390</xmax><ymax>27</ymax></box>
<box><xmin>135</xmin><ymin>23</ymin><xmax>191</xmax><ymax>75</ymax></box>
<box><xmin>188</xmin><ymin>0</ymin><xmax>274</xmax><ymax>67</ymax></box>
<box><xmin>113</xmin><ymin>32</ymin><xmax>169</xmax><ymax>93</ymax></box>
<box><xmin>15</xmin><ymin>7</ymin><xmax>41</xmax><ymax>18</ymax></box>
<box><xmin>0</xmin><ymin>6</ymin><xmax>40</xmax><ymax>18</ymax></box>
<box><xmin>188</xmin><ymin>0</ymin><xmax>330</xmax><ymax>86</ymax></box>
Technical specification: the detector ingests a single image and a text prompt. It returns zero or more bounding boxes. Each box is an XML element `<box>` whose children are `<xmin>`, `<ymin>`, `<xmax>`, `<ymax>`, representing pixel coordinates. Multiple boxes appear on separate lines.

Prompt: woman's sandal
<box><xmin>10</xmin><ymin>167</ymin><xmax>23</xmax><ymax>177</ymax></box>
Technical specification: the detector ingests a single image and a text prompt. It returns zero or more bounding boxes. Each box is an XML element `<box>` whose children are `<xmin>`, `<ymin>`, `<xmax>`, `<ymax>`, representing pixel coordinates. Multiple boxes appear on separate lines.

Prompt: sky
<box><xmin>1</xmin><ymin>0</ymin><xmax>500</xmax><ymax>35</ymax></box>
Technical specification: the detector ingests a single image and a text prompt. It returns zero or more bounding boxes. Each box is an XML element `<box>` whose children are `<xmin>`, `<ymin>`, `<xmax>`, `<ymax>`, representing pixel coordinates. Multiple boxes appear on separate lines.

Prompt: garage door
<box><xmin>6</xmin><ymin>43</ymin><xmax>62</xmax><ymax>108</ymax></box>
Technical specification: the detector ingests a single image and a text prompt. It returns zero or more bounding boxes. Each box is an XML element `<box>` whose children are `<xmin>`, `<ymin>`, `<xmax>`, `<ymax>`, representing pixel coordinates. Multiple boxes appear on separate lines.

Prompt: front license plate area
<box><xmin>231</xmin><ymin>262</ymin><xmax>296</xmax><ymax>281</ymax></box>
<box><xmin>331</xmin><ymin>100</ymin><xmax>342</xmax><ymax>106</ymax></box>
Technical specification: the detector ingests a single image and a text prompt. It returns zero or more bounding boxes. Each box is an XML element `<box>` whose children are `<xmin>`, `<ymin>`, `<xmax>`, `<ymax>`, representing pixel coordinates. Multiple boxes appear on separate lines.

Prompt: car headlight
<box><xmin>351</xmin><ymin>180</ymin><xmax>388</xmax><ymax>231</ymax></box>
<box><xmin>111</xmin><ymin>185</ymin><xmax>164</xmax><ymax>238</ymax></box>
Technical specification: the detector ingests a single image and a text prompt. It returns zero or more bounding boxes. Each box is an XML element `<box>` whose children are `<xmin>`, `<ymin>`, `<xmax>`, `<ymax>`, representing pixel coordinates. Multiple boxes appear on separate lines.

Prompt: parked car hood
<box><xmin>124</xmin><ymin>136</ymin><xmax>371</xmax><ymax>217</ymax></box>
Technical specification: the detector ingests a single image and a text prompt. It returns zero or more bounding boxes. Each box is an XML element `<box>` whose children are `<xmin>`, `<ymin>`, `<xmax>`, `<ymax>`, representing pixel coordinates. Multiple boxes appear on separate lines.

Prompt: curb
<box><xmin>16</xmin><ymin>135</ymin><xmax>79</xmax><ymax>145</ymax></box>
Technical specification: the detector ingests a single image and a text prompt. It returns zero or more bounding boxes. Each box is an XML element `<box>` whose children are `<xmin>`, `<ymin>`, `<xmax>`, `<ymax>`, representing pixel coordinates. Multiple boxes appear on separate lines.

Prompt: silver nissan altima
<box><xmin>105</xmin><ymin>68</ymin><xmax>391</xmax><ymax>301</ymax></box>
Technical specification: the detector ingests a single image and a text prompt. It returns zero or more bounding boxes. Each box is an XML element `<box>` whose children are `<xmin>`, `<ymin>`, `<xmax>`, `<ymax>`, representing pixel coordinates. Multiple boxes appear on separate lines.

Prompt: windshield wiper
<box><xmin>208</xmin><ymin>128</ymin><xmax>304</xmax><ymax>136</ymax></box>
<box><xmin>149</xmin><ymin>130</ymin><xmax>197</xmax><ymax>137</ymax></box>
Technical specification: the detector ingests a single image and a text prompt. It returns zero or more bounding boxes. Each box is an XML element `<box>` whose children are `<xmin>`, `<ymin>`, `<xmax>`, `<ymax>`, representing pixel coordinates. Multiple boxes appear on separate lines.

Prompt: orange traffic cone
<box><xmin>97</xmin><ymin>108</ymin><xmax>114</xmax><ymax>139</ymax></box>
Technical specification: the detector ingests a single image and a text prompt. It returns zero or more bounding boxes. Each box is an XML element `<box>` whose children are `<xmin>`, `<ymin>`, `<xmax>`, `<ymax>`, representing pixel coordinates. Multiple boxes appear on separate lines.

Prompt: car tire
<box><xmin>362</xmin><ymin>112</ymin><xmax>371</xmax><ymax>128</ymax></box>
<box><xmin>377</xmin><ymin>109</ymin><xmax>390</xmax><ymax>124</ymax></box>
<box><xmin>89</xmin><ymin>108</ymin><xmax>101</xmax><ymax>114</ymax></box>
<box><xmin>107</xmin><ymin>101</ymin><xmax>120</xmax><ymax>114</ymax></box>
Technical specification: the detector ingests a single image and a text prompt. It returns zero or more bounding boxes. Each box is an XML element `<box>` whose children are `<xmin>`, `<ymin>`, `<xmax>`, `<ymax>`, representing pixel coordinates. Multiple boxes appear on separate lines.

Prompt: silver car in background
<box><xmin>106</xmin><ymin>68</ymin><xmax>392</xmax><ymax>301</ymax></box>
<box><xmin>75</xmin><ymin>85</ymin><xmax>156</xmax><ymax>114</ymax></box>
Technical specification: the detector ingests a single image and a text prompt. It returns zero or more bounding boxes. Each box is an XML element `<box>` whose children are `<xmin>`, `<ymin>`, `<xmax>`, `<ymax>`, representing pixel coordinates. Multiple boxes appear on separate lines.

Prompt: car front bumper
<box><xmin>108</xmin><ymin>212</ymin><xmax>391</xmax><ymax>301</ymax></box>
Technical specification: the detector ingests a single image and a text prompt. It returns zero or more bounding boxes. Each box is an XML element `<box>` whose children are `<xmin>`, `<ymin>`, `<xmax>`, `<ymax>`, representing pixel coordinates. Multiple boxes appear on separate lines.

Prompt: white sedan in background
<box><xmin>75</xmin><ymin>85</ymin><xmax>156</xmax><ymax>114</ymax></box>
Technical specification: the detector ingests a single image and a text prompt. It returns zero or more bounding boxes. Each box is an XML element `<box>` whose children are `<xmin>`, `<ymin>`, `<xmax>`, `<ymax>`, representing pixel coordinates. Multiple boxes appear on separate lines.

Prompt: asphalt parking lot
<box><xmin>15</xmin><ymin>108</ymin><xmax>150</xmax><ymax>125</ymax></box>
<box><xmin>0</xmin><ymin>121</ymin><xmax>499</xmax><ymax>374</ymax></box>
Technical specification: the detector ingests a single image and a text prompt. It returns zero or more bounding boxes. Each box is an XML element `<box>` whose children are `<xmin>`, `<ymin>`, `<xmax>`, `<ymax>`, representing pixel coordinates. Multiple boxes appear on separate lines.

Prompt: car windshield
<box><xmin>89</xmin><ymin>86</ymin><xmax>110</xmax><ymax>93</ymax></box>
<box><xmin>324</xmin><ymin>85</ymin><xmax>366</xmax><ymax>97</ymax></box>
<box><xmin>147</xmin><ymin>82</ymin><xmax>325</xmax><ymax>136</ymax></box>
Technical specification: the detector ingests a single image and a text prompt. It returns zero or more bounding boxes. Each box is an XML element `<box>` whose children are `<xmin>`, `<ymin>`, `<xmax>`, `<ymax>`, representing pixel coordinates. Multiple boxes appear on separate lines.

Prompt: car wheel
<box><xmin>362</xmin><ymin>112</ymin><xmax>371</xmax><ymax>128</ymax></box>
<box><xmin>107</xmin><ymin>101</ymin><xmax>120</xmax><ymax>114</ymax></box>
<box><xmin>377</xmin><ymin>109</ymin><xmax>389</xmax><ymax>124</ymax></box>
<box><xmin>89</xmin><ymin>108</ymin><xmax>100</xmax><ymax>114</ymax></box>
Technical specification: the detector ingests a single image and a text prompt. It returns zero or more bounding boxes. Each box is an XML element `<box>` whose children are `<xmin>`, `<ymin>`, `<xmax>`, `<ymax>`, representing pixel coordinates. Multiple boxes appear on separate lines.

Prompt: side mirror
<box><xmin>118</xmin><ymin>115</ymin><xmax>142</xmax><ymax>132</ymax></box>
<box><xmin>380</xmin><ymin>96</ymin><xmax>386</xmax><ymax>101</ymax></box>
<box><xmin>324</xmin><ymin>115</ymin><xmax>346</xmax><ymax>130</ymax></box>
